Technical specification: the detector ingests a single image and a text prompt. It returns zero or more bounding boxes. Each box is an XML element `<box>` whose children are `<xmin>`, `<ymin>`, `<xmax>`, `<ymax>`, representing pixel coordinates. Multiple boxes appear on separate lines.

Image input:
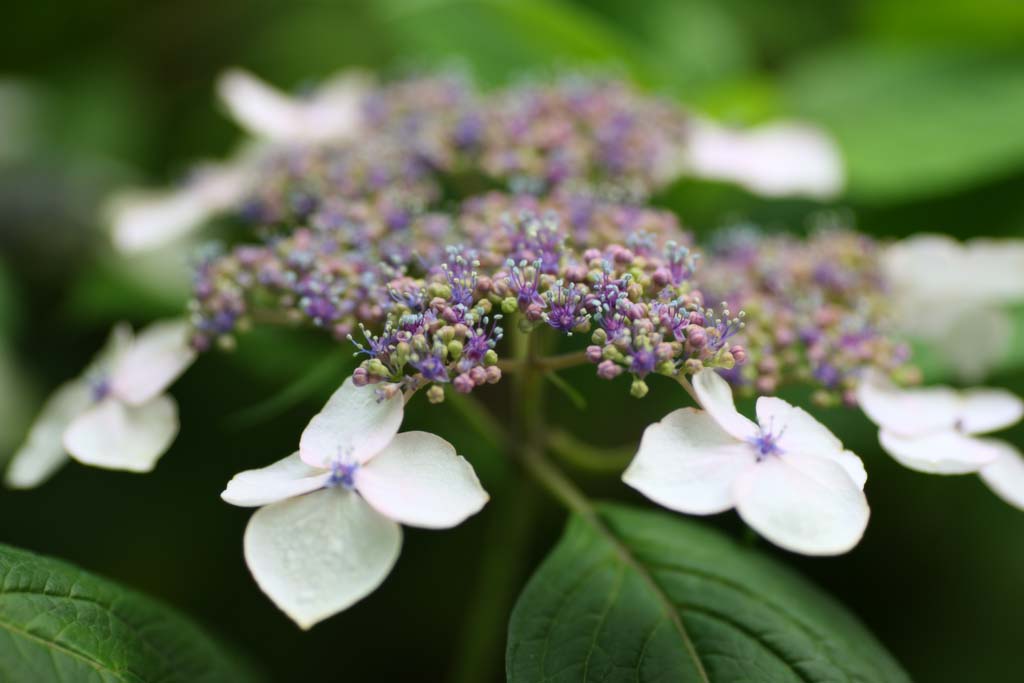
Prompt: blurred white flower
<box><xmin>883</xmin><ymin>234</ymin><xmax>1024</xmax><ymax>381</ymax></box>
<box><xmin>221</xmin><ymin>378</ymin><xmax>488</xmax><ymax>629</ymax></box>
<box><xmin>105</xmin><ymin>67</ymin><xmax>371</xmax><ymax>254</ymax></box>
<box><xmin>624</xmin><ymin>369</ymin><xmax>869</xmax><ymax>555</ymax></box>
<box><xmin>217</xmin><ymin>68</ymin><xmax>372</xmax><ymax>144</ymax></box>
<box><xmin>858</xmin><ymin>370</ymin><xmax>1024</xmax><ymax>510</ymax></box>
<box><xmin>5</xmin><ymin>319</ymin><xmax>196</xmax><ymax>488</ymax></box>
<box><xmin>107</xmin><ymin>156</ymin><xmax>256</xmax><ymax>253</ymax></box>
<box><xmin>683</xmin><ymin>118</ymin><xmax>845</xmax><ymax>199</ymax></box>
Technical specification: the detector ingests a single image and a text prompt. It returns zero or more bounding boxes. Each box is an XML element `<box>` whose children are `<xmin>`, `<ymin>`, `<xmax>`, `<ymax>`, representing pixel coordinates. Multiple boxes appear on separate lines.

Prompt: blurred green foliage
<box><xmin>1</xmin><ymin>1</ymin><xmax>1023</xmax><ymax>681</ymax></box>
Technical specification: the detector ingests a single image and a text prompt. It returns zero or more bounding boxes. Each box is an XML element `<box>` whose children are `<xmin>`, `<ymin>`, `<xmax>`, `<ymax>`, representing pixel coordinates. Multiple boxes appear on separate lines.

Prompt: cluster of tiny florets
<box><xmin>700</xmin><ymin>225</ymin><xmax>915</xmax><ymax>405</ymax></box>
<box><xmin>188</xmin><ymin>72</ymin><xmax>914</xmax><ymax>406</ymax></box>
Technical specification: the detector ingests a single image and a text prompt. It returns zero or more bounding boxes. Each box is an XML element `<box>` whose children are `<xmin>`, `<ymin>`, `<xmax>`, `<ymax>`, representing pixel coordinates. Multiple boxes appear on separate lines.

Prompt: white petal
<box><xmin>692</xmin><ymin>369</ymin><xmax>758</xmax><ymax>441</ymax></box>
<box><xmin>623</xmin><ymin>408</ymin><xmax>755</xmax><ymax>515</ymax></box>
<box><xmin>756</xmin><ymin>396</ymin><xmax>843</xmax><ymax>456</ymax></box>
<box><xmin>63</xmin><ymin>397</ymin><xmax>178</xmax><ymax>472</ymax></box>
<box><xmin>222</xmin><ymin>452</ymin><xmax>330</xmax><ymax>507</ymax></box>
<box><xmin>111</xmin><ymin>319</ymin><xmax>196</xmax><ymax>405</ymax></box>
<box><xmin>88</xmin><ymin>323</ymin><xmax>134</xmax><ymax>376</ymax></box>
<box><xmin>218</xmin><ymin>68</ymin><xmax>305</xmax><ymax>141</ymax></box>
<box><xmin>734</xmin><ymin>454</ymin><xmax>870</xmax><ymax>556</ymax></box>
<box><xmin>299</xmin><ymin>378</ymin><xmax>403</xmax><ymax>468</ymax></box>
<box><xmin>4</xmin><ymin>380</ymin><xmax>92</xmax><ymax>489</ymax></box>
<box><xmin>832</xmin><ymin>450</ymin><xmax>868</xmax><ymax>490</ymax></box>
<box><xmin>978</xmin><ymin>440</ymin><xmax>1024</xmax><ymax>511</ymax></box>
<box><xmin>856</xmin><ymin>371</ymin><xmax>959</xmax><ymax>436</ymax></box>
<box><xmin>356</xmin><ymin>432</ymin><xmax>488</xmax><ymax>529</ymax></box>
<box><xmin>107</xmin><ymin>188</ymin><xmax>211</xmax><ymax>254</ymax></box>
<box><xmin>958</xmin><ymin>388</ymin><xmax>1023</xmax><ymax>435</ymax></box>
<box><xmin>217</xmin><ymin>68</ymin><xmax>369</xmax><ymax>143</ymax></box>
<box><xmin>107</xmin><ymin>160</ymin><xmax>252</xmax><ymax>254</ymax></box>
<box><xmin>685</xmin><ymin>119</ymin><xmax>844</xmax><ymax>199</ymax></box>
<box><xmin>878</xmin><ymin>429</ymin><xmax>1001</xmax><ymax>474</ymax></box>
<box><xmin>298</xmin><ymin>72</ymin><xmax>370</xmax><ymax>142</ymax></box>
<box><xmin>243</xmin><ymin>488</ymin><xmax>401</xmax><ymax>629</ymax></box>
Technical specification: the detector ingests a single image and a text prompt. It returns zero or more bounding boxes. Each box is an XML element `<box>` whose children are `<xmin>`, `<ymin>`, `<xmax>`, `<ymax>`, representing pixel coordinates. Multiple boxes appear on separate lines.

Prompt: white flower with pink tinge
<box><xmin>624</xmin><ymin>369</ymin><xmax>869</xmax><ymax>555</ymax></box>
<box><xmin>857</xmin><ymin>371</ymin><xmax>1024</xmax><ymax>510</ymax></box>
<box><xmin>5</xmin><ymin>319</ymin><xmax>196</xmax><ymax>488</ymax></box>
<box><xmin>221</xmin><ymin>378</ymin><xmax>489</xmax><ymax>629</ymax></box>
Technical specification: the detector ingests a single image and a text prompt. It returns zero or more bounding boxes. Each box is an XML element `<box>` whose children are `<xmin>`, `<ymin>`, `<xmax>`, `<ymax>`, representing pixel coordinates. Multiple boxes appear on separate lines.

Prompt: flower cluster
<box><xmin>700</xmin><ymin>225</ymin><xmax>915</xmax><ymax>405</ymax></box>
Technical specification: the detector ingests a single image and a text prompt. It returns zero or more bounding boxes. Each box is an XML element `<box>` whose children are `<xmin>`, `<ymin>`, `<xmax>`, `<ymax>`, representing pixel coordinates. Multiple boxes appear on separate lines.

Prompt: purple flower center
<box><xmin>327</xmin><ymin>459</ymin><xmax>359</xmax><ymax>490</ymax></box>
<box><xmin>748</xmin><ymin>422</ymin><xmax>785</xmax><ymax>460</ymax></box>
<box><xmin>90</xmin><ymin>377</ymin><xmax>111</xmax><ymax>402</ymax></box>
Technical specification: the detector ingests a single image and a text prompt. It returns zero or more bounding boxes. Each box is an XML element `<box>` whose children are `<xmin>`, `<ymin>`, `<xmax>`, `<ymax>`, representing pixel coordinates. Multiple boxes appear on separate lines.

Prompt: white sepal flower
<box><xmin>883</xmin><ymin>234</ymin><xmax>1024</xmax><ymax>381</ymax></box>
<box><xmin>221</xmin><ymin>378</ymin><xmax>488</xmax><ymax>629</ymax></box>
<box><xmin>5</xmin><ymin>319</ymin><xmax>196</xmax><ymax>488</ymax></box>
<box><xmin>857</xmin><ymin>371</ymin><xmax>1024</xmax><ymax>509</ymax></box>
<box><xmin>106</xmin><ymin>156</ymin><xmax>256</xmax><ymax>254</ymax></box>
<box><xmin>683</xmin><ymin>118</ymin><xmax>845</xmax><ymax>199</ymax></box>
<box><xmin>216</xmin><ymin>68</ymin><xmax>372</xmax><ymax>144</ymax></box>
<box><xmin>624</xmin><ymin>369</ymin><xmax>869</xmax><ymax>556</ymax></box>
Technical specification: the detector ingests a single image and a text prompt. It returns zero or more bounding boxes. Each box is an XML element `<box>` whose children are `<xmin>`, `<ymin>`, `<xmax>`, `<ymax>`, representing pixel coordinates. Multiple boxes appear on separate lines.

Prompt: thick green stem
<box><xmin>447</xmin><ymin>474</ymin><xmax>543</xmax><ymax>683</ymax></box>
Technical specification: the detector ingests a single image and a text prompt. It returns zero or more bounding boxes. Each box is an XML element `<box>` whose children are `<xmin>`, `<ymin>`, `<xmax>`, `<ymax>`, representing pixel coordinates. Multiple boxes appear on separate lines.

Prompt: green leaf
<box><xmin>507</xmin><ymin>503</ymin><xmax>909</xmax><ymax>682</ymax></box>
<box><xmin>375</xmin><ymin>0</ymin><xmax>657</xmax><ymax>87</ymax></box>
<box><xmin>0</xmin><ymin>542</ymin><xmax>262</xmax><ymax>683</ymax></box>
<box><xmin>783</xmin><ymin>42</ymin><xmax>1024</xmax><ymax>203</ymax></box>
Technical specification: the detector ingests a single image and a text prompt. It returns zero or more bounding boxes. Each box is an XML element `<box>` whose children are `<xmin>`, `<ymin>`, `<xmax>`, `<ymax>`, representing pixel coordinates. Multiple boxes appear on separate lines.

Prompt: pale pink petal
<box><xmin>692</xmin><ymin>369</ymin><xmax>758</xmax><ymax>441</ymax></box>
<box><xmin>110</xmin><ymin>319</ymin><xmax>196</xmax><ymax>405</ymax></box>
<box><xmin>299</xmin><ymin>378</ymin><xmax>403</xmax><ymax>467</ymax></box>
<box><xmin>221</xmin><ymin>452</ymin><xmax>330</xmax><ymax>508</ymax></box>
<box><xmin>958</xmin><ymin>388</ymin><xmax>1023</xmax><ymax>435</ymax></box>
<box><xmin>734</xmin><ymin>454</ymin><xmax>869</xmax><ymax>556</ymax></box>
<box><xmin>623</xmin><ymin>408</ymin><xmax>755</xmax><ymax>515</ymax></box>
<box><xmin>243</xmin><ymin>488</ymin><xmax>401</xmax><ymax>629</ymax></box>
<box><xmin>856</xmin><ymin>371</ymin><xmax>959</xmax><ymax>436</ymax></box>
<box><xmin>4</xmin><ymin>380</ymin><xmax>92</xmax><ymax>489</ymax></box>
<box><xmin>357</xmin><ymin>432</ymin><xmax>488</xmax><ymax>529</ymax></box>
<box><xmin>878</xmin><ymin>429</ymin><xmax>1001</xmax><ymax>474</ymax></box>
<box><xmin>63</xmin><ymin>396</ymin><xmax>178</xmax><ymax>472</ymax></box>
<box><xmin>978</xmin><ymin>440</ymin><xmax>1024</xmax><ymax>511</ymax></box>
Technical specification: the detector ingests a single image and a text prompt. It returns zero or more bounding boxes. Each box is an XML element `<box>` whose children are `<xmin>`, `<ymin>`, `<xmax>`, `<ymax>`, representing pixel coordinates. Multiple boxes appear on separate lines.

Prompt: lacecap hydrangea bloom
<box><xmin>12</xmin><ymin>66</ymin><xmax>1023</xmax><ymax>637</ymax></box>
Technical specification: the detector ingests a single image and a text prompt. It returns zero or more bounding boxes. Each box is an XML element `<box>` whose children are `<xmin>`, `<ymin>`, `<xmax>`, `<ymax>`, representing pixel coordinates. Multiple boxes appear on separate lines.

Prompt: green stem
<box><xmin>677</xmin><ymin>373</ymin><xmax>702</xmax><ymax>406</ymax></box>
<box><xmin>496</xmin><ymin>349</ymin><xmax>589</xmax><ymax>373</ymax></box>
<box><xmin>547</xmin><ymin>429</ymin><xmax>635</xmax><ymax>474</ymax></box>
<box><xmin>447</xmin><ymin>474</ymin><xmax>544</xmax><ymax>683</ymax></box>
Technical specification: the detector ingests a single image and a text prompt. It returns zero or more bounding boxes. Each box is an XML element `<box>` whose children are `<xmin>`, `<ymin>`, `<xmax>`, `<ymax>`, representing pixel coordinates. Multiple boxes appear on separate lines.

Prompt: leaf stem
<box><xmin>546</xmin><ymin>429</ymin><xmax>634</xmax><ymax>474</ymax></box>
<box><xmin>496</xmin><ymin>349</ymin><xmax>590</xmax><ymax>373</ymax></box>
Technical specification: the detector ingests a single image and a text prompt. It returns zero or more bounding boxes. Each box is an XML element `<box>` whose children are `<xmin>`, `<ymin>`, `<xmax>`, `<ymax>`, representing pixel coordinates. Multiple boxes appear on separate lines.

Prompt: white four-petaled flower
<box><xmin>5</xmin><ymin>319</ymin><xmax>196</xmax><ymax>488</ymax></box>
<box><xmin>857</xmin><ymin>371</ymin><xmax>1024</xmax><ymax>510</ymax></box>
<box><xmin>624</xmin><ymin>369</ymin><xmax>869</xmax><ymax>555</ymax></box>
<box><xmin>221</xmin><ymin>378</ymin><xmax>489</xmax><ymax>629</ymax></box>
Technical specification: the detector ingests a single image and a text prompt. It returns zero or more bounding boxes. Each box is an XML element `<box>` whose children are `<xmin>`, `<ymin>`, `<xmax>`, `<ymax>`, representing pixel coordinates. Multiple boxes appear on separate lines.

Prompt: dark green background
<box><xmin>1</xmin><ymin>1</ymin><xmax>1023</xmax><ymax>681</ymax></box>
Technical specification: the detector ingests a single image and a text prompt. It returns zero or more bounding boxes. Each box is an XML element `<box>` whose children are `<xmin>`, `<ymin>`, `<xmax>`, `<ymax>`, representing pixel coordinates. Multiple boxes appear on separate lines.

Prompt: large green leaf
<box><xmin>0</xmin><ymin>543</ymin><xmax>262</xmax><ymax>682</ymax></box>
<box><xmin>375</xmin><ymin>0</ymin><xmax>657</xmax><ymax>87</ymax></box>
<box><xmin>783</xmin><ymin>42</ymin><xmax>1024</xmax><ymax>203</ymax></box>
<box><xmin>507</xmin><ymin>503</ymin><xmax>908</xmax><ymax>682</ymax></box>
